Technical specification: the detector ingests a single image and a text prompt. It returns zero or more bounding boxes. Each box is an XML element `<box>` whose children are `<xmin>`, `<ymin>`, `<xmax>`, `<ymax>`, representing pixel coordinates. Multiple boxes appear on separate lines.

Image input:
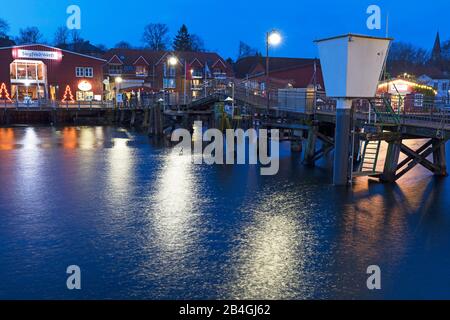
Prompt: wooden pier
<box><xmin>1</xmin><ymin>93</ymin><xmax>449</xmax><ymax>184</ymax></box>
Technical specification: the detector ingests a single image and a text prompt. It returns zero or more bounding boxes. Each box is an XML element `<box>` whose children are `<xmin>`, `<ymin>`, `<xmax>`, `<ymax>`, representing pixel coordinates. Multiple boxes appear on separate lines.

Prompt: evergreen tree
<box><xmin>173</xmin><ymin>24</ymin><xmax>193</xmax><ymax>51</ymax></box>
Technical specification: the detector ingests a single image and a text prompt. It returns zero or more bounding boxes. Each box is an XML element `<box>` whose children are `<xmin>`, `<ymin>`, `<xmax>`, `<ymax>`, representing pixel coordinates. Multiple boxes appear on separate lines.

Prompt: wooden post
<box><xmin>143</xmin><ymin>108</ymin><xmax>149</xmax><ymax>127</ymax></box>
<box><xmin>148</xmin><ymin>105</ymin><xmax>155</xmax><ymax>135</ymax></box>
<box><xmin>154</xmin><ymin>102</ymin><xmax>163</xmax><ymax>136</ymax></box>
<box><xmin>120</xmin><ymin>109</ymin><xmax>125</xmax><ymax>123</ymax></box>
<box><xmin>432</xmin><ymin>139</ymin><xmax>448</xmax><ymax>176</ymax></box>
<box><xmin>130</xmin><ymin>110</ymin><xmax>136</xmax><ymax>126</ymax></box>
<box><xmin>381</xmin><ymin>140</ymin><xmax>401</xmax><ymax>182</ymax></box>
<box><xmin>304</xmin><ymin>126</ymin><xmax>317</xmax><ymax>166</ymax></box>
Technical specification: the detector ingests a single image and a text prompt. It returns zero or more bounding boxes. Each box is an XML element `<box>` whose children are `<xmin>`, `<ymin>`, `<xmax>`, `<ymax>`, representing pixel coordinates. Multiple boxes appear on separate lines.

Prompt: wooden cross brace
<box><xmin>395</xmin><ymin>139</ymin><xmax>445</xmax><ymax>180</ymax></box>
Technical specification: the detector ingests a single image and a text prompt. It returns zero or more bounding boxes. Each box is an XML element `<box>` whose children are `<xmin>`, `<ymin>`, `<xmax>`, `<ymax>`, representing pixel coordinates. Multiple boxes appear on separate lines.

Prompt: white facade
<box><xmin>418</xmin><ymin>74</ymin><xmax>450</xmax><ymax>99</ymax></box>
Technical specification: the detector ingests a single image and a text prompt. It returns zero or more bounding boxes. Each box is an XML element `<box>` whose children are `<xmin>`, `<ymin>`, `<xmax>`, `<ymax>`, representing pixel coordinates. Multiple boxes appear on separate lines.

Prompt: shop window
<box><xmin>76</xmin><ymin>91</ymin><xmax>94</xmax><ymax>101</ymax></box>
<box><xmin>10</xmin><ymin>61</ymin><xmax>45</xmax><ymax>81</ymax></box>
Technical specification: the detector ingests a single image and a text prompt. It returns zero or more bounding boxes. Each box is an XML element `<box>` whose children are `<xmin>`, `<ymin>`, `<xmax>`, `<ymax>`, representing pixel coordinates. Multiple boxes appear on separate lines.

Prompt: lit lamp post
<box><xmin>167</xmin><ymin>56</ymin><xmax>178</xmax><ymax>107</ymax></box>
<box><xmin>157</xmin><ymin>97</ymin><xmax>165</xmax><ymax>112</ymax></box>
<box><xmin>226</xmin><ymin>82</ymin><xmax>235</xmax><ymax>116</ymax></box>
<box><xmin>224</xmin><ymin>96</ymin><xmax>234</xmax><ymax>118</ymax></box>
<box><xmin>115</xmin><ymin>76</ymin><xmax>123</xmax><ymax>108</ymax></box>
<box><xmin>24</xmin><ymin>80</ymin><xmax>30</xmax><ymax>97</ymax></box>
<box><xmin>266</xmin><ymin>30</ymin><xmax>282</xmax><ymax>115</ymax></box>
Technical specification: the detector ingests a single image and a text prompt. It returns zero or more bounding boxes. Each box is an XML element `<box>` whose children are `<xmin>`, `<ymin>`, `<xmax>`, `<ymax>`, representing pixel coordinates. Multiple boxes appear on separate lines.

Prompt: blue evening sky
<box><xmin>3</xmin><ymin>0</ymin><xmax>449</xmax><ymax>59</ymax></box>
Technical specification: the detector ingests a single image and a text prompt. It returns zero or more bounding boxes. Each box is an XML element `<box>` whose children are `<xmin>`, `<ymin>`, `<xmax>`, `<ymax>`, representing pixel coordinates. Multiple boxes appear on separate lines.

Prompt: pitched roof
<box><xmin>103</xmin><ymin>48</ymin><xmax>166</xmax><ymax>66</ymax></box>
<box><xmin>0</xmin><ymin>43</ymin><xmax>106</xmax><ymax>61</ymax></box>
<box><xmin>234</xmin><ymin>56</ymin><xmax>319</xmax><ymax>78</ymax></box>
<box><xmin>103</xmin><ymin>49</ymin><xmax>233</xmax><ymax>74</ymax></box>
<box><xmin>389</xmin><ymin>65</ymin><xmax>448</xmax><ymax>80</ymax></box>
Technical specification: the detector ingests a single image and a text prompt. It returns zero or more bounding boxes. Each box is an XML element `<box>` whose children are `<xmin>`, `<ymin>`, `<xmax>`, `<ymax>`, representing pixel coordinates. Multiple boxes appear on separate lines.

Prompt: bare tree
<box><xmin>115</xmin><ymin>41</ymin><xmax>132</xmax><ymax>49</ymax></box>
<box><xmin>191</xmin><ymin>34</ymin><xmax>205</xmax><ymax>52</ymax></box>
<box><xmin>54</xmin><ymin>26</ymin><xmax>69</xmax><ymax>46</ymax></box>
<box><xmin>70</xmin><ymin>29</ymin><xmax>83</xmax><ymax>44</ymax></box>
<box><xmin>16</xmin><ymin>27</ymin><xmax>42</xmax><ymax>44</ymax></box>
<box><xmin>0</xmin><ymin>18</ymin><xmax>9</xmax><ymax>37</ymax></box>
<box><xmin>388</xmin><ymin>42</ymin><xmax>428</xmax><ymax>66</ymax></box>
<box><xmin>68</xmin><ymin>29</ymin><xmax>85</xmax><ymax>52</ymax></box>
<box><xmin>96</xmin><ymin>44</ymin><xmax>108</xmax><ymax>52</ymax></box>
<box><xmin>237</xmin><ymin>41</ymin><xmax>260</xmax><ymax>60</ymax></box>
<box><xmin>142</xmin><ymin>23</ymin><xmax>169</xmax><ymax>50</ymax></box>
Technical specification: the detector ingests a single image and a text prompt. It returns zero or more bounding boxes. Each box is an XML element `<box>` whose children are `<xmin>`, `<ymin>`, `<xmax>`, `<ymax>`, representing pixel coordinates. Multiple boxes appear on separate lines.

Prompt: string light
<box><xmin>0</xmin><ymin>83</ymin><xmax>12</xmax><ymax>101</ymax></box>
<box><xmin>62</xmin><ymin>85</ymin><xmax>74</xmax><ymax>102</ymax></box>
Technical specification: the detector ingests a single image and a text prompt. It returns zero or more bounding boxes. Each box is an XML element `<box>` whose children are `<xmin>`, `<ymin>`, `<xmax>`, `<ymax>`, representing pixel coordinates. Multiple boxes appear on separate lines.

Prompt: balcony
<box><xmin>213</xmin><ymin>72</ymin><xmax>227</xmax><ymax>80</ymax></box>
<box><xmin>191</xmin><ymin>84</ymin><xmax>203</xmax><ymax>91</ymax></box>
<box><xmin>191</xmin><ymin>71</ymin><xmax>203</xmax><ymax>79</ymax></box>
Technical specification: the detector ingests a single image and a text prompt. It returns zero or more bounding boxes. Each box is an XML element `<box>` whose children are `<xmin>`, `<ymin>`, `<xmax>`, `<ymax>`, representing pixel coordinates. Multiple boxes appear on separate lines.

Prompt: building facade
<box><xmin>0</xmin><ymin>44</ymin><xmax>105</xmax><ymax>102</ymax></box>
<box><xmin>417</xmin><ymin>74</ymin><xmax>450</xmax><ymax>100</ymax></box>
<box><xmin>233</xmin><ymin>56</ymin><xmax>325</xmax><ymax>92</ymax></box>
<box><xmin>102</xmin><ymin>49</ymin><xmax>233</xmax><ymax>103</ymax></box>
<box><xmin>377</xmin><ymin>77</ymin><xmax>437</xmax><ymax>110</ymax></box>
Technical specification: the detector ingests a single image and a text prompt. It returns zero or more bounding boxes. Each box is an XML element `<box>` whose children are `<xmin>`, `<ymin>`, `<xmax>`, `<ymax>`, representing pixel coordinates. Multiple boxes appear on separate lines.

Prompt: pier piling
<box><xmin>333</xmin><ymin>99</ymin><xmax>352</xmax><ymax>185</ymax></box>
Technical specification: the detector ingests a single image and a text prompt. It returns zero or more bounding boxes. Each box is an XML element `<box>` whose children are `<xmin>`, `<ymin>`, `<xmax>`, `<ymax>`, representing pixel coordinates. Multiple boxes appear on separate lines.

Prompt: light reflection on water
<box><xmin>0</xmin><ymin>126</ymin><xmax>449</xmax><ymax>300</ymax></box>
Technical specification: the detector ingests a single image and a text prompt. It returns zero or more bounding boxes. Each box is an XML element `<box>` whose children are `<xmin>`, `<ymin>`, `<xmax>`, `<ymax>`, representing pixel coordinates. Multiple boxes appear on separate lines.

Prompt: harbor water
<box><xmin>0</xmin><ymin>126</ymin><xmax>449</xmax><ymax>299</ymax></box>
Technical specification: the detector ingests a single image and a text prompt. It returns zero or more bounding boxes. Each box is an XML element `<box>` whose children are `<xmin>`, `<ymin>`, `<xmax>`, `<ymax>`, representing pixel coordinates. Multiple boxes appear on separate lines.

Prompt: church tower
<box><xmin>430</xmin><ymin>32</ymin><xmax>442</xmax><ymax>67</ymax></box>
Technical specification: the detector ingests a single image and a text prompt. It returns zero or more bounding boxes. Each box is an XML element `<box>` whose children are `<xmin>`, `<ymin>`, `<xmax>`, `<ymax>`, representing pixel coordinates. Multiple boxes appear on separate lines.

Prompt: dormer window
<box><xmin>108</xmin><ymin>64</ymin><xmax>122</xmax><ymax>75</ymax></box>
<box><xmin>136</xmin><ymin>65</ymin><xmax>148</xmax><ymax>76</ymax></box>
<box><xmin>191</xmin><ymin>69</ymin><xmax>203</xmax><ymax>78</ymax></box>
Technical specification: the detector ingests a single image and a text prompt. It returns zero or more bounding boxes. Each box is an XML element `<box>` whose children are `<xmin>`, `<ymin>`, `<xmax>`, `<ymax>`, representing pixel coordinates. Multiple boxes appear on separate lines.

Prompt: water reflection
<box><xmin>0</xmin><ymin>127</ymin><xmax>449</xmax><ymax>299</ymax></box>
<box><xmin>150</xmin><ymin>151</ymin><xmax>199</xmax><ymax>254</ymax></box>
<box><xmin>0</xmin><ymin>128</ymin><xmax>15</xmax><ymax>150</ymax></box>
<box><xmin>106</xmin><ymin>133</ymin><xmax>135</xmax><ymax>207</ymax></box>
<box><xmin>227</xmin><ymin>191</ymin><xmax>314</xmax><ymax>300</ymax></box>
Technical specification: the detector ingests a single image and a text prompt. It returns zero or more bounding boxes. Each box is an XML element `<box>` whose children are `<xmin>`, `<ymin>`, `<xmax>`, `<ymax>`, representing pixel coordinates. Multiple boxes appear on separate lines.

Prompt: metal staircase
<box><xmin>357</xmin><ymin>139</ymin><xmax>381</xmax><ymax>174</ymax></box>
<box><xmin>352</xmin><ymin>124</ymin><xmax>383</xmax><ymax>178</ymax></box>
<box><xmin>368</xmin><ymin>98</ymin><xmax>401</xmax><ymax>126</ymax></box>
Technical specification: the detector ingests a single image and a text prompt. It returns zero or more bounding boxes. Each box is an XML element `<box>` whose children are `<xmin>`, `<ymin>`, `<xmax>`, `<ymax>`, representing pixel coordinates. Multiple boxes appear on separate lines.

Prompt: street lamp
<box><xmin>115</xmin><ymin>77</ymin><xmax>123</xmax><ymax>107</ymax></box>
<box><xmin>266</xmin><ymin>30</ymin><xmax>282</xmax><ymax>115</ymax></box>
<box><xmin>168</xmin><ymin>56</ymin><xmax>178</xmax><ymax>66</ymax></box>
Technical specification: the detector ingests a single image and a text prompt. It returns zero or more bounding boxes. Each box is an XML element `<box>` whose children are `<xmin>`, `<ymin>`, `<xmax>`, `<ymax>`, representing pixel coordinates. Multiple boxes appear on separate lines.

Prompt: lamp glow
<box><xmin>268</xmin><ymin>31</ymin><xmax>282</xmax><ymax>46</ymax></box>
<box><xmin>168</xmin><ymin>56</ymin><xmax>178</xmax><ymax>66</ymax></box>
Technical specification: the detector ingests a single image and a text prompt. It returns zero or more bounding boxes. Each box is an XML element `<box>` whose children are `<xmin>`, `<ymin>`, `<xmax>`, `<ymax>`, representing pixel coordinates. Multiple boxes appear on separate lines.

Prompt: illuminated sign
<box><xmin>78</xmin><ymin>81</ymin><xmax>92</xmax><ymax>92</ymax></box>
<box><xmin>391</xmin><ymin>83</ymin><xmax>409</xmax><ymax>92</ymax></box>
<box><xmin>17</xmin><ymin>49</ymin><xmax>61</xmax><ymax>60</ymax></box>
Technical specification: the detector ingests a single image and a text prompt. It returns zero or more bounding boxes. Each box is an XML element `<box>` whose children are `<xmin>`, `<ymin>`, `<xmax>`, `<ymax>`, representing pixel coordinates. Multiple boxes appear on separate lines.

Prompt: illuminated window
<box><xmin>136</xmin><ymin>65</ymin><xmax>148</xmax><ymax>76</ymax></box>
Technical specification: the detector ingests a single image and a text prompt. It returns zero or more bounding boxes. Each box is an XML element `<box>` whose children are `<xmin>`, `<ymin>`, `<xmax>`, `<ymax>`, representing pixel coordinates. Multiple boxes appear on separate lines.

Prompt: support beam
<box><xmin>333</xmin><ymin>99</ymin><xmax>352</xmax><ymax>185</ymax></box>
<box><xmin>381</xmin><ymin>140</ymin><xmax>401</xmax><ymax>182</ymax></box>
<box><xmin>432</xmin><ymin>139</ymin><xmax>448</xmax><ymax>176</ymax></box>
<box><xmin>396</xmin><ymin>140</ymin><xmax>432</xmax><ymax>171</ymax></box>
<box><xmin>303</xmin><ymin>125</ymin><xmax>318</xmax><ymax>166</ymax></box>
<box><xmin>383</xmin><ymin>139</ymin><xmax>448</xmax><ymax>181</ymax></box>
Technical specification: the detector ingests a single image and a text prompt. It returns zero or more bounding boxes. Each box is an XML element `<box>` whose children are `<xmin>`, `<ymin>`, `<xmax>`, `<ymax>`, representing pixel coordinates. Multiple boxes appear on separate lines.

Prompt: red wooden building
<box><xmin>0</xmin><ymin>44</ymin><xmax>105</xmax><ymax>102</ymax></box>
<box><xmin>233</xmin><ymin>56</ymin><xmax>325</xmax><ymax>91</ymax></box>
<box><xmin>102</xmin><ymin>49</ymin><xmax>233</xmax><ymax>102</ymax></box>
